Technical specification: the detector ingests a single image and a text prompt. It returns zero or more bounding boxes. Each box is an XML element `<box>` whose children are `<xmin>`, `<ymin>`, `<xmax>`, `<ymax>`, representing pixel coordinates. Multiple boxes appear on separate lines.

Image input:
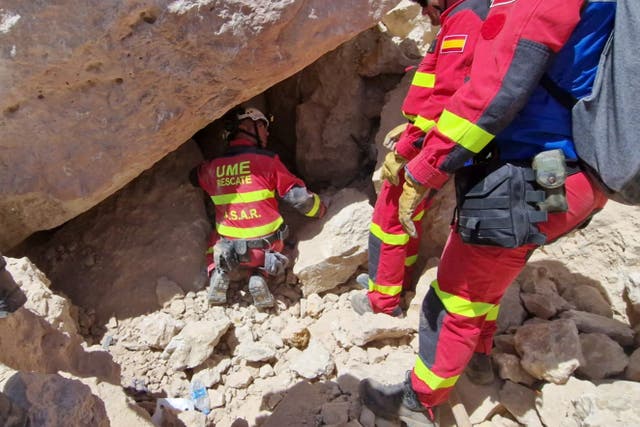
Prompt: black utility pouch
<box><xmin>454</xmin><ymin>163</ymin><xmax>548</xmax><ymax>248</ymax></box>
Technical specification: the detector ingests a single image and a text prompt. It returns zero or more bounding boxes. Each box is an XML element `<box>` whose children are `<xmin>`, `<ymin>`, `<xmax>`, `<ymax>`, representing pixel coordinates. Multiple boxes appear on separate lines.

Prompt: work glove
<box><xmin>381</xmin><ymin>151</ymin><xmax>408</xmax><ymax>186</ymax></box>
<box><xmin>398</xmin><ymin>174</ymin><xmax>429</xmax><ymax>238</ymax></box>
<box><xmin>382</xmin><ymin>123</ymin><xmax>408</xmax><ymax>151</ymax></box>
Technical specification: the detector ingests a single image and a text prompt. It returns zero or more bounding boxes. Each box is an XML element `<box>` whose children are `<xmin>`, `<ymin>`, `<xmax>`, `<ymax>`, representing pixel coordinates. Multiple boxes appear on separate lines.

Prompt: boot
<box><xmin>360</xmin><ymin>371</ymin><xmax>437</xmax><ymax>427</ymax></box>
<box><xmin>208</xmin><ymin>269</ymin><xmax>229</xmax><ymax>305</ymax></box>
<box><xmin>356</xmin><ymin>273</ymin><xmax>370</xmax><ymax>289</ymax></box>
<box><xmin>350</xmin><ymin>292</ymin><xmax>403</xmax><ymax>317</ymax></box>
<box><xmin>248</xmin><ymin>275</ymin><xmax>274</xmax><ymax>309</ymax></box>
<box><xmin>465</xmin><ymin>353</ymin><xmax>495</xmax><ymax>385</ymax></box>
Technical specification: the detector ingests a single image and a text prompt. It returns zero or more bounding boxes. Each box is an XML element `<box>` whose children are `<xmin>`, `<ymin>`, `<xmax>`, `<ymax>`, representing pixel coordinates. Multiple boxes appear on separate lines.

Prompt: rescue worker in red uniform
<box><xmin>360</xmin><ymin>0</ymin><xmax>614</xmax><ymax>425</ymax></box>
<box><xmin>351</xmin><ymin>0</ymin><xmax>490</xmax><ymax>320</ymax></box>
<box><xmin>191</xmin><ymin>107</ymin><xmax>326</xmax><ymax>309</ymax></box>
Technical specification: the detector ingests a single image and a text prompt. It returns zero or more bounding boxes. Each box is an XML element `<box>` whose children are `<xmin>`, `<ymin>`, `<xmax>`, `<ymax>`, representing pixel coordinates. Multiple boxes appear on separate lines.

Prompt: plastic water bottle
<box><xmin>190</xmin><ymin>379</ymin><xmax>211</xmax><ymax>415</ymax></box>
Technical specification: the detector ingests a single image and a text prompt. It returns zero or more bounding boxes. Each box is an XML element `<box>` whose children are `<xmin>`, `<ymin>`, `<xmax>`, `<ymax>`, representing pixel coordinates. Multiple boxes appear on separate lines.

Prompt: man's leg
<box><xmin>411</xmin><ymin>171</ymin><xmax>609</xmax><ymax>407</ymax></box>
<box><xmin>356</xmin><ymin>179</ymin><xmax>426</xmax><ymax>315</ymax></box>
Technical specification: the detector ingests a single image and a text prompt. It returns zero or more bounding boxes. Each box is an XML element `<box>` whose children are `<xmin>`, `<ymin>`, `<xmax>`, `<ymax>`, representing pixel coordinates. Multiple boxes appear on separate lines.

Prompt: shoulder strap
<box><xmin>540</xmin><ymin>74</ymin><xmax>578</xmax><ymax>110</ymax></box>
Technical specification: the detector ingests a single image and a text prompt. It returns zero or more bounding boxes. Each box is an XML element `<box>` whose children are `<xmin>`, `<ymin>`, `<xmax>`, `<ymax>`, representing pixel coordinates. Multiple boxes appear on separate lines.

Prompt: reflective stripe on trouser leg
<box><xmin>367</xmin><ymin>179</ymin><xmax>425</xmax><ymax>315</ymax></box>
<box><xmin>410</xmin><ymin>280</ymin><xmax>496</xmax><ymax>407</ymax></box>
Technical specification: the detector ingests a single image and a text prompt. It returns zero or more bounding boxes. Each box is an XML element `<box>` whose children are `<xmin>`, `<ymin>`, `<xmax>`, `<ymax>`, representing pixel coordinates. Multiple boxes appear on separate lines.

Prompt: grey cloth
<box><xmin>573</xmin><ymin>0</ymin><xmax>640</xmax><ymax>204</ymax></box>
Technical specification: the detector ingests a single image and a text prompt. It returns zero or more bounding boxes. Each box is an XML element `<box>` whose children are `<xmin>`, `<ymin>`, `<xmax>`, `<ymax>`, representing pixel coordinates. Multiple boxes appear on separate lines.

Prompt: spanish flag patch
<box><xmin>440</xmin><ymin>35</ymin><xmax>468</xmax><ymax>54</ymax></box>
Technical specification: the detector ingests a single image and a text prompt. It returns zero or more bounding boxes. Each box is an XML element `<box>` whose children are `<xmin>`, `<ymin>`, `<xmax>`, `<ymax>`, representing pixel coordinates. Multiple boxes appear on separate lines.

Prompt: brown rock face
<box><xmin>0</xmin><ymin>0</ymin><xmax>398</xmax><ymax>251</ymax></box>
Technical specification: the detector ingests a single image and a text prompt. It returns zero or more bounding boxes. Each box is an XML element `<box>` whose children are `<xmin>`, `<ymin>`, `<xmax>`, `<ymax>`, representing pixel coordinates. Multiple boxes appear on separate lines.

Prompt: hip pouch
<box><xmin>454</xmin><ymin>163</ymin><xmax>548</xmax><ymax>248</ymax></box>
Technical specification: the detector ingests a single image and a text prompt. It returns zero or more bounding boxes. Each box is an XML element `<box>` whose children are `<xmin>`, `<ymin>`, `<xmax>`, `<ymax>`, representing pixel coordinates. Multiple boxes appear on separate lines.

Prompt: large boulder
<box><xmin>0</xmin><ymin>0</ymin><xmax>399</xmax><ymax>251</ymax></box>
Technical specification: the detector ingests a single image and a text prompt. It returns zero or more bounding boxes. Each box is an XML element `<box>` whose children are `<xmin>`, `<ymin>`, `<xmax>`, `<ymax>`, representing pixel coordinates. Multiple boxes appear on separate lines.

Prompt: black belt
<box><xmin>244</xmin><ymin>224</ymin><xmax>289</xmax><ymax>249</ymax></box>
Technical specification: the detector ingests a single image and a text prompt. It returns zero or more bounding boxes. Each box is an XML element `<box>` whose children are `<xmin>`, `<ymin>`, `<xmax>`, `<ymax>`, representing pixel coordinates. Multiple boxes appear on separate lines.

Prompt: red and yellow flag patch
<box><xmin>440</xmin><ymin>35</ymin><xmax>468</xmax><ymax>54</ymax></box>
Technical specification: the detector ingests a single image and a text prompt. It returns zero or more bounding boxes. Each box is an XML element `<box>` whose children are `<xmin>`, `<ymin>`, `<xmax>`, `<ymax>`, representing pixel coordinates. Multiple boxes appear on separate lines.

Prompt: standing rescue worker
<box><xmin>360</xmin><ymin>0</ymin><xmax>614</xmax><ymax>425</ymax></box>
<box><xmin>352</xmin><ymin>0</ymin><xmax>489</xmax><ymax>321</ymax></box>
<box><xmin>191</xmin><ymin>107</ymin><xmax>326</xmax><ymax>309</ymax></box>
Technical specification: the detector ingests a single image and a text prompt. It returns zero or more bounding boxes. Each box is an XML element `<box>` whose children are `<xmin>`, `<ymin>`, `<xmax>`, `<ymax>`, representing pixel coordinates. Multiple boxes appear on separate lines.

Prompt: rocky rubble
<box><xmin>2</xmin><ymin>1</ymin><xmax>640</xmax><ymax>426</ymax></box>
<box><xmin>3</xmin><ymin>197</ymin><xmax>640</xmax><ymax>426</ymax></box>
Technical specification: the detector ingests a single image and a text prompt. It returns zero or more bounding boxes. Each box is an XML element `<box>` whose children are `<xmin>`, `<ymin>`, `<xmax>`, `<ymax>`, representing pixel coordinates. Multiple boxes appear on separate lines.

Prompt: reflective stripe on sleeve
<box><xmin>305</xmin><ymin>193</ymin><xmax>321</xmax><ymax>217</ymax></box>
<box><xmin>412</xmin><ymin>71</ymin><xmax>436</xmax><ymax>89</ymax></box>
<box><xmin>437</xmin><ymin>109</ymin><xmax>494</xmax><ymax>153</ymax></box>
<box><xmin>211</xmin><ymin>189</ymin><xmax>275</xmax><ymax>205</ymax></box>
<box><xmin>413</xmin><ymin>115</ymin><xmax>436</xmax><ymax>133</ymax></box>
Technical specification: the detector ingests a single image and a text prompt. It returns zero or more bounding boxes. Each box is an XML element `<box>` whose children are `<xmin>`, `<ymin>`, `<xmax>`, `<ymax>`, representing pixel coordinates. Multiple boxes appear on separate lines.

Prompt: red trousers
<box><xmin>410</xmin><ymin>171</ymin><xmax>608</xmax><ymax>408</ymax></box>
<box><xmin>367</xmin><ymin>176</ymin><xmax>429</xmax><ymax>314</ymax></box>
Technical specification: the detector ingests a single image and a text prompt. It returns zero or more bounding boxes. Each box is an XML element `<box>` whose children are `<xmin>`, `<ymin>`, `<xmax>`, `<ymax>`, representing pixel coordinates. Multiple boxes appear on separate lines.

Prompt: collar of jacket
<box><xmin>228</xmin><ymin>137</ymin><xmax>259</xmax><ymax>148</ymax></box>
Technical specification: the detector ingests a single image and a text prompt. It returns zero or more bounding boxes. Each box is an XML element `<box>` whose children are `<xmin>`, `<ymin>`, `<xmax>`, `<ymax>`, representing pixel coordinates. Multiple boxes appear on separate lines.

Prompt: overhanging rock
<box><xmin>0</xmin><ymin>0</ymin><xmax>398</xmax><ymax>251</ymax></box>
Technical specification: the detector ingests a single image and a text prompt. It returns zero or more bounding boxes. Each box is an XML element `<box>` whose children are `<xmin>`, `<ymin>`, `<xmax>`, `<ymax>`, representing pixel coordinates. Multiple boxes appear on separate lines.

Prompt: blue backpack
<box><xmin>543</xmin><ymin>0</ymin><xmax>640</xmax><ymax>205</ymax></box>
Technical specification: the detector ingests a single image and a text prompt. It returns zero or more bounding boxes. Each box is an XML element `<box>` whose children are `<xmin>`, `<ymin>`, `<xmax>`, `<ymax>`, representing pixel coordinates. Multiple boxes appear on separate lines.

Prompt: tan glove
<box><xmin>381</xmin><ymin>151</ymin><xmax>408</xmax><ymax>186</ymax></box>
<box><xmin>382</xmin><ymin>123</ymin><xmax>408</xmax><ymax>151</ymax></box>
<box><xmin>398</xmin><ymin>175</ymin><xmax>428</xmax><ymax>238</ymax></box>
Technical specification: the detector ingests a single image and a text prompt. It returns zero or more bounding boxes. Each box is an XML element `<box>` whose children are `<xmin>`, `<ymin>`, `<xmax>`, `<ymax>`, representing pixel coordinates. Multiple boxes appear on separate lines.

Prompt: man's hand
<box><xmin>398</xmin><ymin>175</ymin><xmax>428</xmax><ymax>238</ymax></box>
<box><xmin>381</xmin><ymin>151</ymin><xmax>407</xmax><ymax>186</ymax></box>
<box><xmin>382</xmin><ymin>123</ymin><xmax>408</xmax><ymax>151</ymax></box>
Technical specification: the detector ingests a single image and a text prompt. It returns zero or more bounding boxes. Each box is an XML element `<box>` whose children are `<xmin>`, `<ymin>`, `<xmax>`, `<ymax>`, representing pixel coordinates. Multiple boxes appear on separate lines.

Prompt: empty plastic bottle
<box><xmin>190</xmin><ymin>379</ymin><xmax>211</xmax><ymax>415</ymax></box>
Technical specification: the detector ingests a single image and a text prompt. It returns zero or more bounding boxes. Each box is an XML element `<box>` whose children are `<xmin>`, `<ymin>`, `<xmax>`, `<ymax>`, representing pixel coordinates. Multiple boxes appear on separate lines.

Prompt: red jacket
<box><xmin>396</xmin><ymin>0</ymin><xmax>489</xmax><ymax>161</ymax></box>
<box><xmin>406</xmin><ymin>0</ymin><xmax>585</xmax><ymax>189</ymax></box>
<box><xmin>197</xmin><ymin>138</ymin><xmax>321</xmax><ymax>240</ymax></box>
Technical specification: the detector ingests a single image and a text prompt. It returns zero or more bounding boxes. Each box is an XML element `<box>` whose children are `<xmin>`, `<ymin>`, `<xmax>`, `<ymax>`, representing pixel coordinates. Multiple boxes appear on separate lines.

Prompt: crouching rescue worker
<box><xmin>191</xmin><ymin>106</ymin><xmax>326</xmax><ymax>309</ymax></box>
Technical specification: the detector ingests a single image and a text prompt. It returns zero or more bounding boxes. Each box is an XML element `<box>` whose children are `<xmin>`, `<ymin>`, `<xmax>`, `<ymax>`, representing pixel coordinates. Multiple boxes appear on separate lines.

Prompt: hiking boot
<box><xmin>350</xmin><ymin>292</ymin><xmax>404</xmax><ymax>317</ymax></box>
<box><xmin>208</xmin><ymin>269</ymin><xmax>229</xmax><ymax>305</ymax></box>
<box><xmin>360</xmin><ymin>371</ymin><xmax>438</xmax><ymax>427</ymax></box>
<box><xmin>248</xmin><ymin>275</ymin><xmax>275</xmax><ymax>309</ymax></box>
<box><xmin>465</xmin><ymin>353</ymin><xmax>495</xmax><ymax>385</ymax></box>
<box><xmin>356</xmin><ymin>273</ymin><xmax>370</xmax><ymax>289</ymax></box>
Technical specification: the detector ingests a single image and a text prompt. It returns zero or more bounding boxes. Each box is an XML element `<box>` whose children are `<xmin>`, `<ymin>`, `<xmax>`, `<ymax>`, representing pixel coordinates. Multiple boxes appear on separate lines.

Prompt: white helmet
<box><xmin>237</xmin><ymin>107</ymin><xmax>269</xmax><ymax>128</ymax></box>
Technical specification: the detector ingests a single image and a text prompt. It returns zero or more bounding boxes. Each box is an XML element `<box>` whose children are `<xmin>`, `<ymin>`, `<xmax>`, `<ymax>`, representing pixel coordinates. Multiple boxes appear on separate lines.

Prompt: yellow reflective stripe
<box><xmin>431</xmin><ymin>280</ymin><xmax>496</xmax><ymax>318</ymax></box>
<box><xmin>405</xmin><ymin>254</ymin><xmax>418</xmax><ymax>267</ymax></box>
<box><xmin>370</xmin><ymin>223</ymin><xmax>410</xmax><ymax>246</ymax></box>
<box><xmin>206</xmin><ymin>246</ymin><xmax>214</xmax><ymax>255</ymax></box>
<box><xmin>305</xmin><ymin>193</ymin><xmax>321</xmax><ymax>217</ymax></box>
<box><xmin>216</xmin><ymin>217</ymin><xmax>283</xmax><ymax>239</ymax></box>
<box><xmin>414</xmin><ymin>357</ymin><xmax>459</xmax><ymax>390</ymax></box>
<box><xmin>412</xmin><ymin>209</ymin><xmax>425</xmax><ymax>221</ymax></box>
<box><xmin>485</xmin><ymin>304</ymin><xmax>500</xmax><ymax>321</ymax></box>
<box><xmin>412</xmin><ymin>71</ymin><xmax>435</xmax><ymax>89</ymax></box>
<box><xmin>403</xmin><ymin>112</ymin><xmax>417</xmax><ymax>121</ymax></box>
<box><xmin>414</xmin><ymin>115</ymin><xmax>436</xmax><ymax>133</ymax></box>
<box><xmin>369</xmin><ymin>279</ymin><xmax>403</xmax><ymax>297</ymax></box>
<box><xmin>211</xmin><ymin>189</ymin><xmax>275</xmax><ymax>205</ymax></box>
<box><xmin>437</xmin><ymin>110</ymin><xmax>494</xmax><ymax>153</ymax></box>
